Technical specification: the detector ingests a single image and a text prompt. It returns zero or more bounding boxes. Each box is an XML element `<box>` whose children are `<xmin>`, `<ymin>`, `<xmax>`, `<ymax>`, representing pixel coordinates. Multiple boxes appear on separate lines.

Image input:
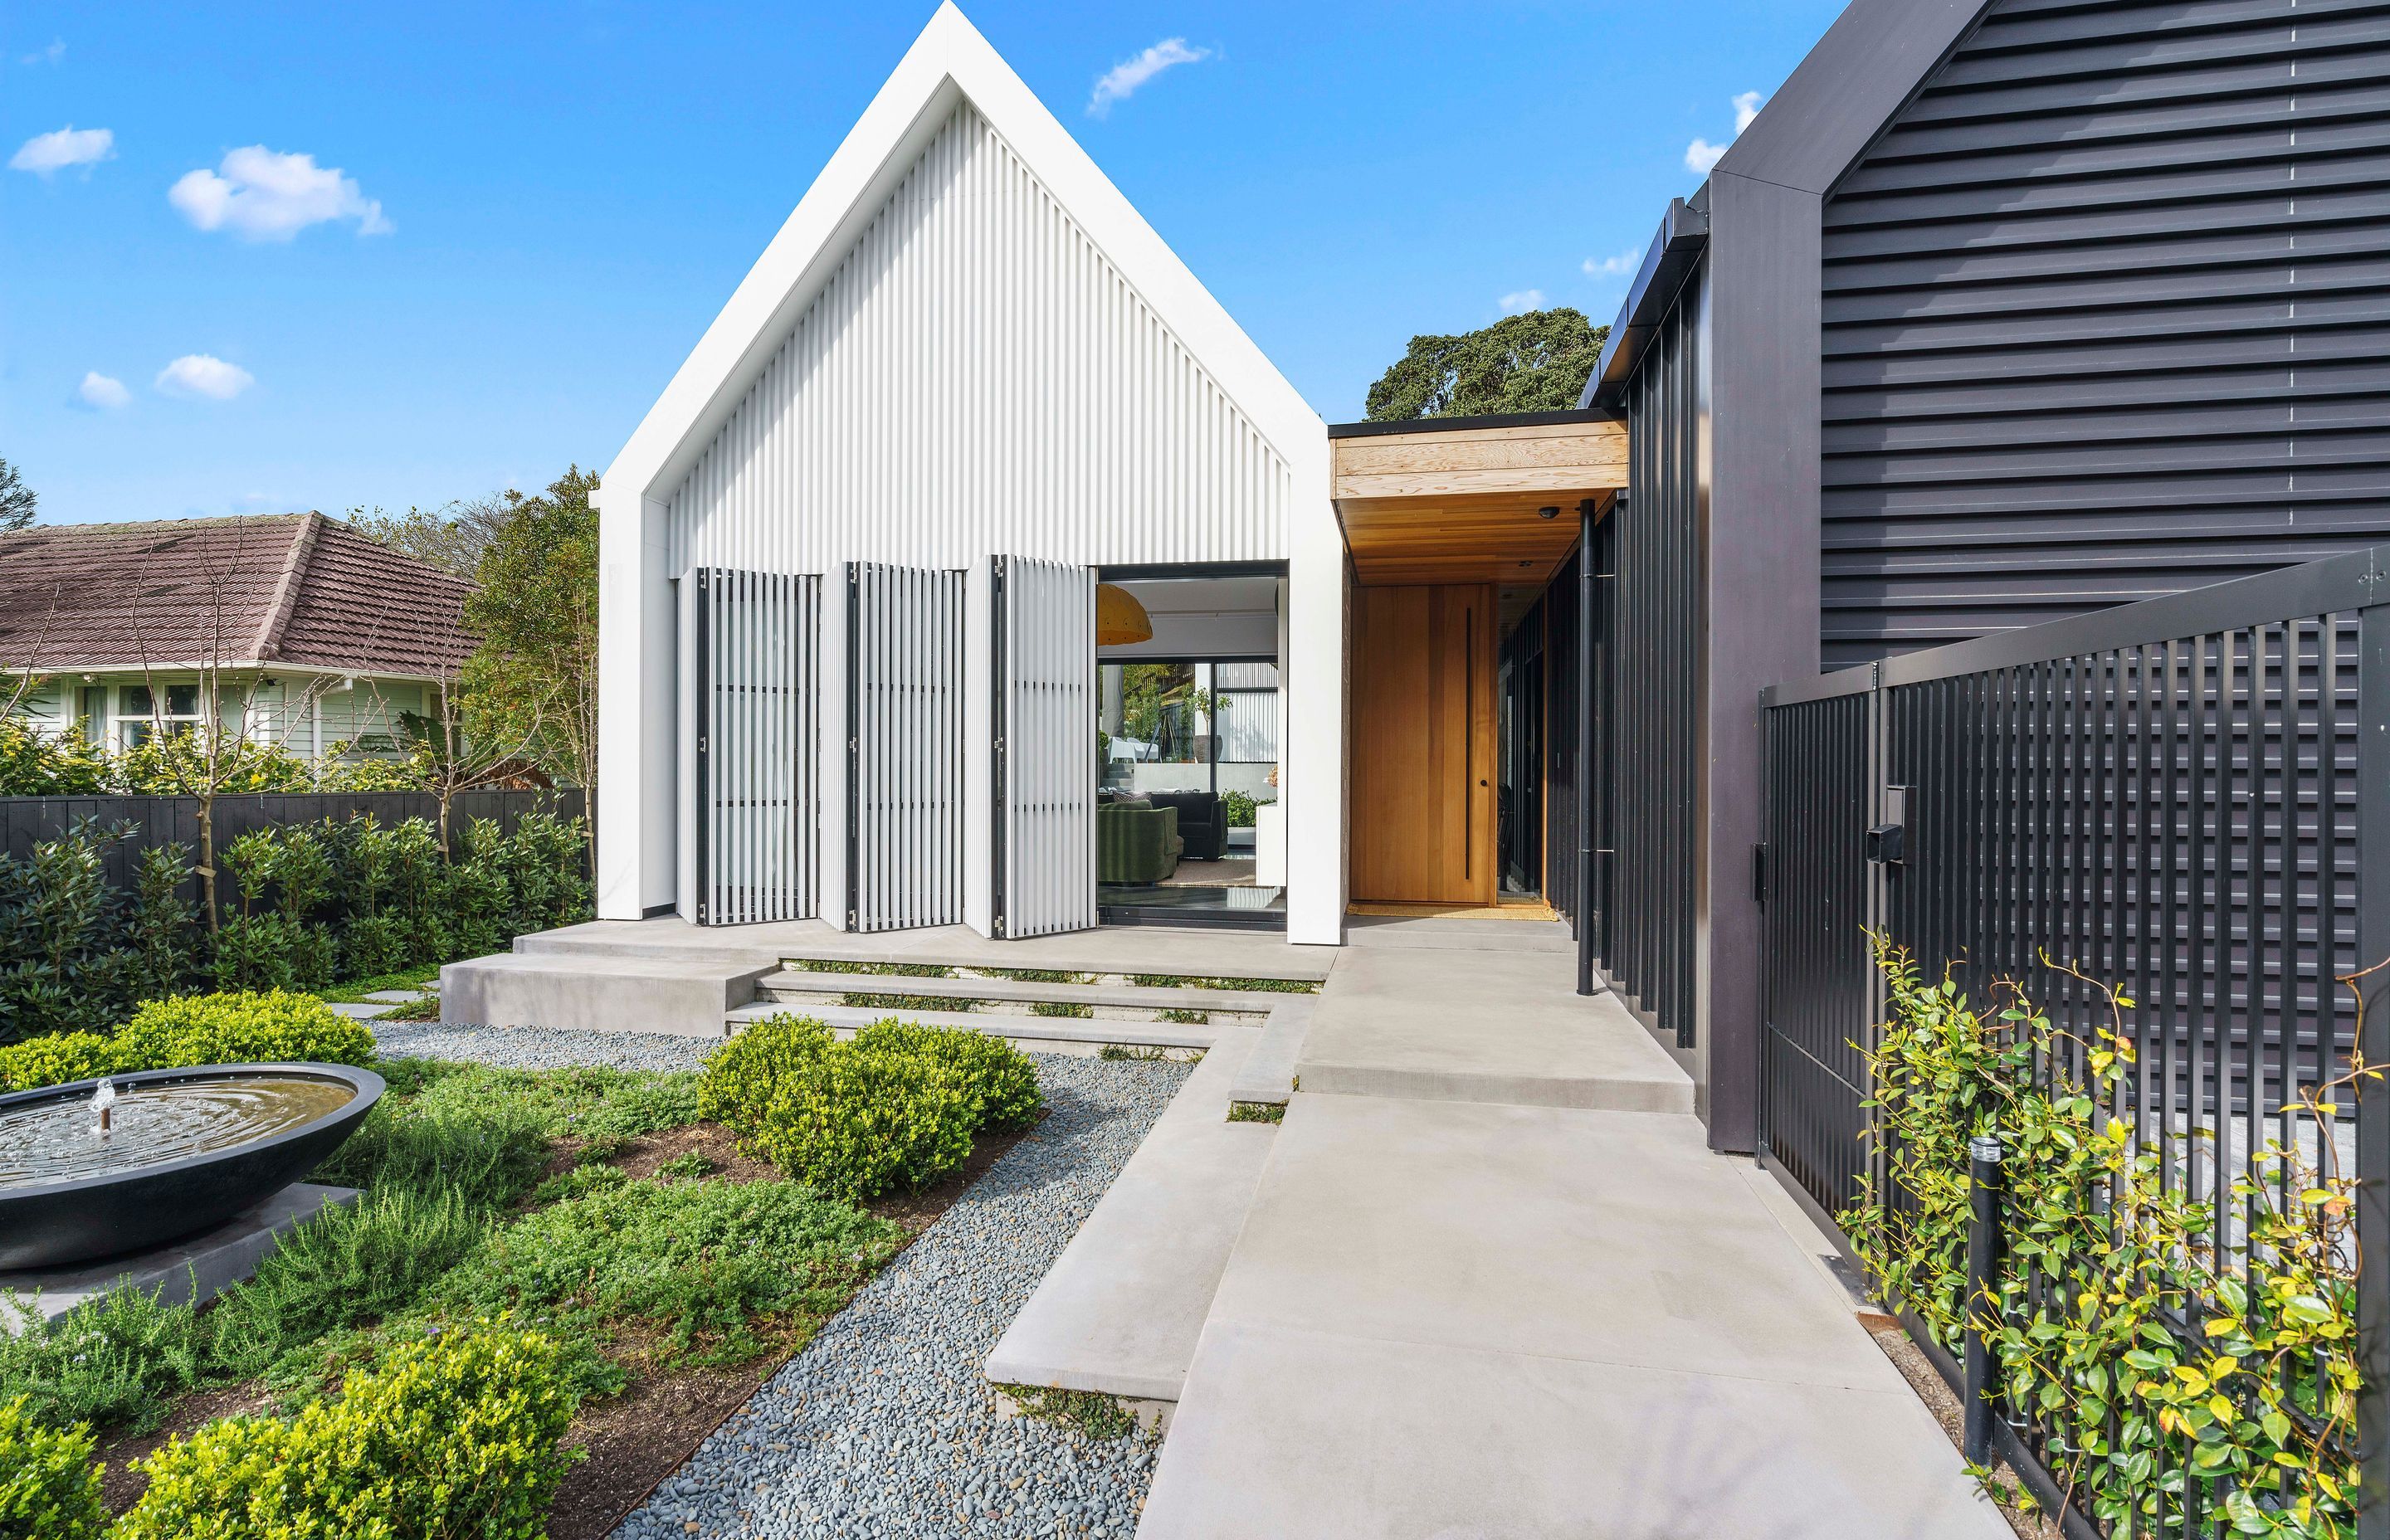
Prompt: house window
<box><xmin>118</xmin><ymin>681</ymin><xmax>206</xmax><ymax>748</ymax></box>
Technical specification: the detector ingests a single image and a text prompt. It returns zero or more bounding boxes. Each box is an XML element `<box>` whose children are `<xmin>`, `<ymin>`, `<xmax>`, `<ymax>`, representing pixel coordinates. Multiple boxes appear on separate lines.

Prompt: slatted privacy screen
<box><xmin>693</xmin><ymin>569</ymin><xmax>819</xmax><ymax>926</ymax></box>
<box><xmin>993</xmin><ymin>557</ymin><xmax>1096</xmax><ymax>938</ymax></box>
<box><xmin>847</xmin><ymin>563</ymin><xmax>965</xmax><ymax>933</ymax></box>
<box><xmin>1759</xmin><ymin>546</ymin><xmax>2390</xmax><ymax>1533</ymax></box>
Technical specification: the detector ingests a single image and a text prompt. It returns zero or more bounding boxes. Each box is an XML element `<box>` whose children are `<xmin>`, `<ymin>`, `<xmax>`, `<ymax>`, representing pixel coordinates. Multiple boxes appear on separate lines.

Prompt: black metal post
<box><xmin>1963</xmin><ymin>1133</ymin><xmax>2006</xmax><ymax>1465</ymax></box>
<box><xmin>1577</xmin><ymin>497</ymin><xmax>1599</xmax><ymax>997</ymax></box>
<box><xmin>2357</xmin><ymin>584</ymin><xmax>2388</xmax><ymax>1539</ymax></box>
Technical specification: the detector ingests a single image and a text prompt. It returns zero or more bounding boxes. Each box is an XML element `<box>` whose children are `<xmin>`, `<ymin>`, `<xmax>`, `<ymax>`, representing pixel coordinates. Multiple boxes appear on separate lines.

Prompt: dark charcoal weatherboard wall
<box><xmin>1818</xmin><ymin>0</ymin><xmax>2390</xmax><ymax>670</ymax></box>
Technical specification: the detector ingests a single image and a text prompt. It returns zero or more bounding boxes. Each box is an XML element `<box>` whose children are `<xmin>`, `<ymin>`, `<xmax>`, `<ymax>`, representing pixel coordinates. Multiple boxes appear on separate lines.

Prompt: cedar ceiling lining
<box><xmin>1332</xmin><ymin>419</ymin><xmax>1628</xmax><ymax>587</ymax></box>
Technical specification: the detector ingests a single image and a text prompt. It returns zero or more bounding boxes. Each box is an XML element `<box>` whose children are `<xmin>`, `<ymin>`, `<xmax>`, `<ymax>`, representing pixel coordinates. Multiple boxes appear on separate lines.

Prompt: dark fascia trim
<box><xmin>1581</xmin><ymin>195</ymin><xmax>1710</xmax><ymax>409</ymax></box>
<box><xmin>1096</xmin><ymin>560</ymin><xmax>1289</xmax><ymax>582</ymax></box>
<box><xmin>1325</xmin><ymin>407</ymin><xmax>1620</xmax><ymax>440</ymax></box>
<box><xmin>1713</xmin><ymin>0</ymin><xmax>1992</xmax><ymax>196</ymax></box>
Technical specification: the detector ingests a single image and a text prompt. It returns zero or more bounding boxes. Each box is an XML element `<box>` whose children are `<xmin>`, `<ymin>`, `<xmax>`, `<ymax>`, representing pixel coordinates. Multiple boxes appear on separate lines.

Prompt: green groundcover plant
<box><xmin>0</xmin><ymin>1395</ymin><xmax>107</xmax><ymax>1540</ymax></box>
<box><xmin>1846</xmin><ymin>937</ymin><xmax>2368</xmax><ymax>1538</ymax></box>
<box><xmin>699</xmin><ymin>1014</ymin><xmax>1046</xmax><ymax>1201</ymax></box>
<box><xmin>0</xmin><ymin>991</ymin><xmax>375</xmax><ymax>1094</ymax></box>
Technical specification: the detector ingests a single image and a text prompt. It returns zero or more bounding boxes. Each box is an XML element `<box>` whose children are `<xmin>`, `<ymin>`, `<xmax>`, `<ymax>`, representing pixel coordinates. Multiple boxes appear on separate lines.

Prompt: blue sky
<box><xmin>4</xmin><ymin>1</ymin><xmax>1843</xmax><ymax>525</ymax></box>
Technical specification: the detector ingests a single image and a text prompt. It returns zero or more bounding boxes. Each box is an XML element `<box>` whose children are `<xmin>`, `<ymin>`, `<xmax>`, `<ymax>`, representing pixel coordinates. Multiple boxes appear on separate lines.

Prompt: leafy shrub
<box><xmin>118</xmin><ymin>1325</ymin><xmax>578</xmax><ymax>1540</ymax></box>
<box><xmin>1219</xmin><ymin>790</ymin><xmax>1275</xmax><ymax>829</ymax></box>
<box><xmin>0</xmin><ymin>1394</ymin><xmax>105</xmax><ymax>1540</ymax></box>
<box><xmin>850</xmin><ymin>1019</ymin><xmax>1044</xmax><ymax>1132</ymax></box>
<box><xmin>0</xmin><ymin>1284</ymin><xmax>203</xmax><ymax>1434</ymax></box>
<box><xmin>697</xmin><ymin>1012</ymin><xmax>834</xmax><ymax>1135</ymax></box>
<box><xmin>110</xmin><ymin>990</ymin><xmax>375</xmax><ymax>1075</ymax></box>
<box><xmin>428</xmin><ymin>1178</ymin><xmax>904</xmax><ymax>1365</ymax></box>
<box><xmin>204</xmin><ymin>1189</ymin><xmax>492</xmax><ymax>1382</ymax></box>
<box><xmin>0</xmin><ymin>719</ymin><xmax>111</xmax><ymax>797</ymax></box>
<box><xmin>0</xmin><ymin>821</ymin><xmax>142</xmax><ymax>1041</ymax></box>
<box><xmin>728</xmin><ymin>1034</ymin><xmax>976</xmax><ymax>1201</ymax></box>
<box><xmin>311</xmin><ymin>1087</ymin><xmax>551</xmax><ymax>1214</ymax></box>
<box><xmin>0</xmin><ymin>1031</ymin><xmax>113</xmax><ymax>1094</ymax></box>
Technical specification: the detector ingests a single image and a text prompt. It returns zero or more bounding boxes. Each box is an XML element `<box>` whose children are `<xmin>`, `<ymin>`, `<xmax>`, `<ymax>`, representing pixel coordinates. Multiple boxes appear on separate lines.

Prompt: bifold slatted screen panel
<box><xmin>695</xmin><ymin>569</ymin><xmax>819</xmax><ymax>926</ymax></box>
<box><xmin>849</xmin><ymin>563</ymin><xmax>965</xmax><ymax>933</ymax></box>
<box><xmin>995</xmin><ymin>558</ymin><xmax>1096</xmax><ymax>938</ymax></box>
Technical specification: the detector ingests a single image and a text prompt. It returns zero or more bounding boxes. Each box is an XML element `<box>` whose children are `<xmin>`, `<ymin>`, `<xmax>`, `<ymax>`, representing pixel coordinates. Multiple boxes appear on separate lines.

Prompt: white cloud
<box><xmin>74</xmin><ymin>372</ymin><xmax>129</xmax><ymax>410</ymax></box>
<box><xmin>23</xmin><ymin>39</ymin><xmax>65</xmax><ymax>66</ymax></box>
<box><xmin>1583</xmin><ymin>249</ymin><xmax>1640</xmax><ymax>280</ymax></box>
<box><xmin>1685</xmin><ymin>90</ymin><xmax>1768</xmax><ymax>175</ymax></box>
<box><xmin>155</xmin><ymin>354</ymin><xmax>256</xmax><ymax>401</ymax></box>
<box><xmin>11</xmin><ymin>125</ymin><xmax>113</xmax><ymax>176</ymax></box>
<box><xmin>1089</xmin><ymin>37</ymin><xmax>1211</xmax><ymax>116</ymax></box>
<box><xmin>1499</xmin><ymin>289</ymin><xmax>1548</xmax><ymax>314</ymax></box>
<box><xmin>168</xmin><ymin>146</ymin><xmax>391</xmax><ymax>241</ymax></box>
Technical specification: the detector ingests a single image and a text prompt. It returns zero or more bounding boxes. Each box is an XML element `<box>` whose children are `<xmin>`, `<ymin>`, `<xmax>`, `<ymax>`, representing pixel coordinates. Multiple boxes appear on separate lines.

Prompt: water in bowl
<box><xmin>0</xmin><ymin>1077</ymin><xmax>358</xmax><ymax>1188</ymax></box>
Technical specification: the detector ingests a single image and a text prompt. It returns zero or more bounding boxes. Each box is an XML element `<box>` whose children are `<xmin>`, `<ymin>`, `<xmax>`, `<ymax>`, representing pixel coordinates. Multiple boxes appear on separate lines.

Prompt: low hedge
<box><xmin>701</xmin><ymin>1015</ymin><xmax>1045</xmax><ymax>1201</ymax></box>
<box><xmin>0</xmin><ymin>1395</ymin><xmax>105</xmax><ymax>1540</ymax></box>
<box><xmin>0</xmin><ymin>992</ymin><xmax>375</xmax><ymax>1094</ymax></box>
<box><xmin>116</xmin><ymin>1324</ymin><xmax>577</xmax><ymax>1540</ymax></box>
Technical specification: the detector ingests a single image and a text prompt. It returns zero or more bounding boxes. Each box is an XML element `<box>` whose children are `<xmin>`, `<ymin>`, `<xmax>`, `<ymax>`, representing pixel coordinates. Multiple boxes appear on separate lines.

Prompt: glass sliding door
<box><xmin>1095</xmin><ymin>656</ymin><xmax>1284</xmax><ymax>924</ymax></box>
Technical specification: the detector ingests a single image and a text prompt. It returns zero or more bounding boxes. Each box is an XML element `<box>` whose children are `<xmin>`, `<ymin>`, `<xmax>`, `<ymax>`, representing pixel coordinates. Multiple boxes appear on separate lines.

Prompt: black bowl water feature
<box><xmin>0</xmin><ymin>1063</ymin><xmax>384</xmax><ymax>1271</ymax></box>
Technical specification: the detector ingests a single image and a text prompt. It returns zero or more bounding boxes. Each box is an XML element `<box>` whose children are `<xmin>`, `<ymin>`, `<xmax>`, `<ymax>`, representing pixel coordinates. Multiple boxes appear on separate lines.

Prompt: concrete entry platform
<box><xmin>2</xmin><ymin>1182</ymin><xmax>358</xmax><ymax>1334</ymax></box>
<box><xmin>1137</xmin><ymin>1096</ymin><xmax>2005</xmax><ymax>1539</ymax></box>
<box><xmin>1297</xmin><ymin>931</ymin><xmax>1691</xmax><ymax>1114</ymax></box>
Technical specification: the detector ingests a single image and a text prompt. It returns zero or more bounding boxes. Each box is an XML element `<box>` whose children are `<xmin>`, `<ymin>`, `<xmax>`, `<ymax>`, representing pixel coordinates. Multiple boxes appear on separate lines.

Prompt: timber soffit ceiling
<box><xmin>1328</xmin><ymin>411</ymin><xmax>1627</xmax><ymax>587</ymax></box>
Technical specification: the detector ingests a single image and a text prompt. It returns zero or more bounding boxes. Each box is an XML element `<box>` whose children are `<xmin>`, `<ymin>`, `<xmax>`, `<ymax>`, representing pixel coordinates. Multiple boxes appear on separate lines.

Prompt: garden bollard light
<box><xmin>1962</xmin><ymin>1133</ymin><xmax>2005</xmax><ymax>1465</ymax></box>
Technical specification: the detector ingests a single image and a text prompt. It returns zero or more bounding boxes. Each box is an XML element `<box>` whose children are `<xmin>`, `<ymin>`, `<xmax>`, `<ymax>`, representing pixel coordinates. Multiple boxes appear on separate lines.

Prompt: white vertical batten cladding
<box><xmin>664</xmin><ymin>102</ymin><xmax>1289</xmax><ymax>576</ymax></box>
<box><xmin>595</xmin><ymin>3</ymin><xmax>1343</xmax><ymax>943</ymax></box>
<box><xmin>996</xmin><ymin>558</ymin><xmax>1097</xmax><ymax>938</ymax></box>
<box><xmin>691</xmin><ymin>570</ymin><xmax>819</xmax><ymax>924</ymax></box>
<box><xmin>849</xmin><ymin>563</ymin><xmax>965</xmax><ymax>932</ymax></box>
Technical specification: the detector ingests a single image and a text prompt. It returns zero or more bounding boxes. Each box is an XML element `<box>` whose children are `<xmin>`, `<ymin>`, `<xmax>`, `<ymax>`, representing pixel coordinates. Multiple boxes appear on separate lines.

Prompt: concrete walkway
<box><xmin>1134</xmin><ymin>922</ymin><xmax>2007</xmax><ymax>1540</ymax></box>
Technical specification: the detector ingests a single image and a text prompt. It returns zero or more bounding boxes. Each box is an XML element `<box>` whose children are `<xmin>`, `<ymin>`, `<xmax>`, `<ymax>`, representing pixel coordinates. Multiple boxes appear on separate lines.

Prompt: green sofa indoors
<box><xmin>1098</xmin><ymin>801</ymin><xmax>1182</xmax><ymax>884</ymax></box>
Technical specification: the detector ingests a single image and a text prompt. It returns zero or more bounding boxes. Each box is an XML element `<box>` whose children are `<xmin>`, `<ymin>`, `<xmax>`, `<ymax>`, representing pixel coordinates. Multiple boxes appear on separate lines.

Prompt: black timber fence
<box><xmin>1758</xmin><ymin>545</ymin><xmax>2388</xmax><ymax>1536</ymax></box>
<box><xmin>0</xmin><ymin>788</ymin><xmax>588</xmax><ymax>902</ymax></box>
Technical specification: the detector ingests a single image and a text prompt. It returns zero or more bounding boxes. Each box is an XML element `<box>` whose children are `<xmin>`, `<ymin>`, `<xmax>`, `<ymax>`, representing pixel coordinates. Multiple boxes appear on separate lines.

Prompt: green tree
<box><xmin>0</xmin><ymin>457</ymin><xmax>35</xmax><ymax>531</ymax></box>
<box><xmin>1363</xmin><ymin>308</ymin><xmax>1609</xmax><ymax>422</ymax></box>
<box><xmin>346</xmin><ymin>493</ymin><xmax>508</xmax><ymax>578</ymax></box>
<box><xmin>464</xmin><ymin>468</ymin><xmax>599</xmax><ymax>816</ymax></box>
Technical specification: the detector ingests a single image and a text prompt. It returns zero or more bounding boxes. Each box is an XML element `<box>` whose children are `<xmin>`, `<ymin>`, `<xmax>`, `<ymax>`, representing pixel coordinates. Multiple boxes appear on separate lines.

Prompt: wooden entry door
<box><xmin>1350</xmin><ymin>584</ymin><xmax>1495</xmax><ymax>905</ymax></box>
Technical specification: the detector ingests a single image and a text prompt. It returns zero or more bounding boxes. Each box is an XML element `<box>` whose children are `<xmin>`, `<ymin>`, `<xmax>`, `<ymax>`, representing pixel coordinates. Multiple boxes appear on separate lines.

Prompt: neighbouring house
<box><xmin>0</xmin><ymin>512</ymin><xmax>476</xmax><ymax>762</ymax></box>
<box><xmin>583</xmin><ymin>0</ymin><xmax>2390</xmax><ymax>1156</ymax></box>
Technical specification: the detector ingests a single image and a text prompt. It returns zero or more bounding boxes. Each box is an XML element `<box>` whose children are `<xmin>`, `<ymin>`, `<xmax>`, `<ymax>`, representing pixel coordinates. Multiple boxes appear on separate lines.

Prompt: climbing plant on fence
<box><xmin>1844</xmin><ymin>937</ymin><xmax>2368</xmax><ymax>1538</ymax></box>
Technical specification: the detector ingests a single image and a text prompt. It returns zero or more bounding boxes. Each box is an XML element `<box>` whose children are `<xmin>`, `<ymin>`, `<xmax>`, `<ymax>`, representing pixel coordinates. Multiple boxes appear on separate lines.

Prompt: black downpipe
<box><xmin>1963</xmin><ymin>1134</ymin><xmax>2007</xmax><ymax>1464</ymax></box>
<box><xmin>1576</xmin><ymin>498</ymin><xmax>1599</xmax><ymax>996</ymax></box>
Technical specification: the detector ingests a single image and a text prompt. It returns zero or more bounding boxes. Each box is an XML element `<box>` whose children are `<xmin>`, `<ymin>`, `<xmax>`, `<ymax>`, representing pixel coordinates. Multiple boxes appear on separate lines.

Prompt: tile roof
<box><xmin>0</xmin><ymin>513</ymin><xmax>476</xmax><ymax>677</ymax></box>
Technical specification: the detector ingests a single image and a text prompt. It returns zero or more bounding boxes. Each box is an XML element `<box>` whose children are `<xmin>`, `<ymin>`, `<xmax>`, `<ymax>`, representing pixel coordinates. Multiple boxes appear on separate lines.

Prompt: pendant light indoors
<box><xmin>1095</xmin><ymin>583</ymin><xmax>1154</xmax><ymax>646</ymax></box>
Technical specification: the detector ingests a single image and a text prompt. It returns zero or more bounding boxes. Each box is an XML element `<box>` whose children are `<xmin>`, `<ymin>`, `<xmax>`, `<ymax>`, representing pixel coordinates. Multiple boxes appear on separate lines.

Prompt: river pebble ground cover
<box><xmin>372</xmin><ymin>1021</ymin><xmax>1188</xmax><ymax>1539</ymax></box>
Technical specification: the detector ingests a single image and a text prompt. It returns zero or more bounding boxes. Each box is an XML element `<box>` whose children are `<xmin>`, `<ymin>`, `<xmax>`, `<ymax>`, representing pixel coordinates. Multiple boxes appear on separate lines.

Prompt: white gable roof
<box><xmin>602</xmin><ymin>2</ymin><xmax>1322</xmax><ymax>508</ymax></box>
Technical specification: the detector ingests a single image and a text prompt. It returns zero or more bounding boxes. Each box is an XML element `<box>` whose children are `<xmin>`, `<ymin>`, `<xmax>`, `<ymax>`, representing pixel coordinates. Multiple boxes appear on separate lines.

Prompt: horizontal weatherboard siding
<box><xmin>1818</xmin><ymin>0</ymin><xmax>2390</xmax><ymax>669</ymax></box>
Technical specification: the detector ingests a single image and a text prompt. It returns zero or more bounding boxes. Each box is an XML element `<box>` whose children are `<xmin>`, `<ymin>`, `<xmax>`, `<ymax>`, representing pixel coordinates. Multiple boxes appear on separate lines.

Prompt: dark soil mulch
<box><xmin>95</xmin><ymin>1382</ymin><xmax>279</xmax><ymax>1512</ymax></box>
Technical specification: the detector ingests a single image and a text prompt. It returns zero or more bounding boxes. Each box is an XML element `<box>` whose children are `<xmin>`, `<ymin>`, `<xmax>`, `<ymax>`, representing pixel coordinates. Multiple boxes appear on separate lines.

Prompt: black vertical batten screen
<box><xmin>1608</xmin><ymin>277</ymin><xmax>1703</xmax><ymax>1047</ymax></box>
<box><xmin>1817</xmin><ymin>0</ymin><xmax>2390</xmax><ymax>670</ymax></box>
<box><xmin>1544</xmin><ymin>553</ymin><xmax>1582</xmax><ymax>927</ymax></box>
<box><xmin>1760</xmin><ymin>544</ymin><xmax>2389</xmax><ymax>1536</ymax></box>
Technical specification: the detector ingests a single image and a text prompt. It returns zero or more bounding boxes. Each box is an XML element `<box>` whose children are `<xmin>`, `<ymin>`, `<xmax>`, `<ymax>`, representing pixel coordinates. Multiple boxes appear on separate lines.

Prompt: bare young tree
<box><xmin>354</xmin><ymin>662</ymin><xmax>555</xmax><ymax>855</ymax></box>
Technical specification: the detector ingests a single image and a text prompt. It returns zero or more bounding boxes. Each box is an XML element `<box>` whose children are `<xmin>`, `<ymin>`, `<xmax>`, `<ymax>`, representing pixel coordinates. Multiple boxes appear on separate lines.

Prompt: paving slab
<box><xmin>725</xmin><ymin>1001</ymin><xmax>1217</xmax><ymax>1052</ymax></box>
<box><xmin>1226</xmin><ymin>996</ymin><xmax>1314</xmax><ymax>1106</ymax></box>
<box><xmin>2</xmin><ymin>1183</ymin><xmax>358</xmax><ymax>1333</ymax></box>
<box><xmin>1297</xmin><ymin>944</ymin><xmax>1690</xmax><ymax>1113</ymax></box>
<box><xmin>755</xmin><ymin>970</ymin><xmax>1288</xmax><ymax>1017</ymax></box>
<box><xmin>985</xmin><ymin>1026</ymin><xmax>1271</xmax><ymax>1401</ymax></box>
<box><xmin>1137</xmin><ymin>1095</ymin><xmax>2007</xmax><ymax>1540</ymax></box>
<box><xmin>442</xmin><ymin>952</ymin><xmax>772</xmax><ymax>1036</ymax></box>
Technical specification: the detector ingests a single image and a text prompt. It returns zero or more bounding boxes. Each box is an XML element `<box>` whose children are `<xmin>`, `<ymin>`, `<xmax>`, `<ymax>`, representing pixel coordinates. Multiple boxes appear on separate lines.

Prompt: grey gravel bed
<box><xmin>371</xmin><ymin>1021</ymin><xmax>1189</xmax><ymax>1539</ymax></box>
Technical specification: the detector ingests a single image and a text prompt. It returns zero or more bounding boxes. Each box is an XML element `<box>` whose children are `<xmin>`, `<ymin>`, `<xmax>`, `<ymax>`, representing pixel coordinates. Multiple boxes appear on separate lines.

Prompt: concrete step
<box><xmin>1341</xmin><ymin>915</ymin><xmax>1576</xmax><ymax>954</ymax></box>
<box><xmin>986</xmin><ymin>1026</ymin><xmax>1274</xmax><ymax>1403</ymax></box>
<box><xmin>756</xmin><ymin>970</ymin><xmax>1281</xmax><ymax>1022</ymax></box>
<box><xmin>443</xmin><ymin>952</ymin><xmax>773</xmax><ymax>1037</ymax></box>
<box><xmin>778</xmin><ymin>952</ymin><xmax>1332</xmax><ymax>987</ymax></box>
<box><xmin>1227</xmin><ymin>996</ymin><xmax>1314</xmax><ymax>1108</ymax></box>
<box><xmin>724</xmin><ymin>1001</ymin><xmax>1219</xmax><ymax>1055</ymax></box>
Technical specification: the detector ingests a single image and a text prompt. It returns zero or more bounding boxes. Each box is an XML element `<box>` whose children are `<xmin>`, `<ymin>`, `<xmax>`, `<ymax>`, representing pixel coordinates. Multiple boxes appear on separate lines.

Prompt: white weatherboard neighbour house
<box><xmin>593</xmin><ymin>3</ymin><xmax>1348</xmax><ymax>945</ymax></box>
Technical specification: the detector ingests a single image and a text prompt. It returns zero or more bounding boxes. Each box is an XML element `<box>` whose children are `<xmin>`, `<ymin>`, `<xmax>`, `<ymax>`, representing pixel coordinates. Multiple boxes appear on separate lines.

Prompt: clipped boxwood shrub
<box><xmin>849</xmin><ymin>1019</ymin><xmax>1044</xmax><ymax>1132</ymax></box>
<box><xmin>117</xmin><ymin>1324</ymin><xmax>577</xmax><ymax>1540</ymax></box>
<box><xmin>696</xmin><ymin>1012</ymin><xmax>833</xmax><ymax>1133</ymax></box>
<box><xmin>748</xmin><ymin>1042</ymin><xmax>976</xmax><ymax>1202</ymax></box>
<box><xmin>0</xmin><ymin>1031</ymin><xmax>114</xmax><ymax>1095</ymax></box>
<box><xmin>111</xmin><ymin>990</ymin><xmax>376</xmax><ymax>1074</ymax></box>
<box><xmin>0</xmin><ymin>1395</ymin><xmax>105</xmax><ymax>1540</ymax></box>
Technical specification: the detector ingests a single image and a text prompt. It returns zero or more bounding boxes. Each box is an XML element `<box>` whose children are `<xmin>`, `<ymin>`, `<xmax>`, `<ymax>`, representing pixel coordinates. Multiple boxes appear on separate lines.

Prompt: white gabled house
<box><xmin>593</xmin><ymin>3</ymin><xmax>1628</xmax><ymax>960</ymax></box>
